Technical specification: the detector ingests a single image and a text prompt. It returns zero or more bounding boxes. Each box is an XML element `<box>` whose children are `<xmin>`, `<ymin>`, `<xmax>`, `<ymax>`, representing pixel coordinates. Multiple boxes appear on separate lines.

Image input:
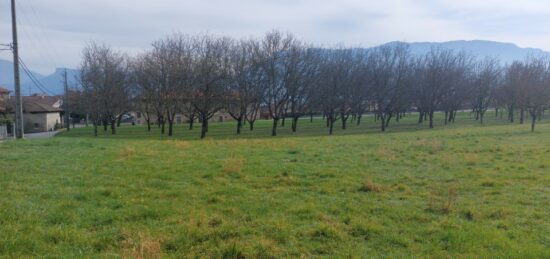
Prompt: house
<box><xmin>21</xmin><ymin>94</ymin><xmax>64</xmax><ymax>133</ymax></box>
<box><xmin>6</xmin><ymin>93</ymin><xmax>64</xmax><ymax>133</ymax></box>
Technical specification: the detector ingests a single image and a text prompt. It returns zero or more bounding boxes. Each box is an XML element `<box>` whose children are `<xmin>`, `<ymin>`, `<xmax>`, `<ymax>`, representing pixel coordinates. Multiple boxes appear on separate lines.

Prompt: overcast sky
<box><xmin>1</xmin><ymin>0</ymin><xmax>549</xmax><ymax>74</ymax></box>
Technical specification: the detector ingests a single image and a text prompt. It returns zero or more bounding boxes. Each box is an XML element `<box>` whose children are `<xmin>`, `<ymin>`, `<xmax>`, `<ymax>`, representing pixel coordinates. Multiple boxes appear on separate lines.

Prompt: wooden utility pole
<box><xmin>63</xmin><ymin>69</ymin><xmax>70</xmax><ymax>131</ymax></box>
<box><xmin>11</xmin><ymin>0</ymin><xmax>24</xmax><ymax>139</ymax></box>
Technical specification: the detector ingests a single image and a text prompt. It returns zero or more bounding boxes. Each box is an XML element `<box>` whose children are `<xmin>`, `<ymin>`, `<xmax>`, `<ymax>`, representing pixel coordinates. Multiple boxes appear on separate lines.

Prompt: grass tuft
<box><xmin>118</xmin><ymin>146</ymin><xmax>136</xmax><ymax>160</ymax></box>
<box><xmin>222</xmin><ymin>155</ymin><xmax>245</xmax><ymax>174</ymax></box>
<box><xmin>359</xmin><ymin>178</ymin><xmax>385</xmax><ymax>193</ymax></box>
<box><xmin>121</xmin><ymin>232</ymin><xmax>162</xmax><ymax>259</ymax></box>
<box><xmin>427</xmin><ymin>186</ymin><xmax>458</xmax><ymax>214</ymax></box>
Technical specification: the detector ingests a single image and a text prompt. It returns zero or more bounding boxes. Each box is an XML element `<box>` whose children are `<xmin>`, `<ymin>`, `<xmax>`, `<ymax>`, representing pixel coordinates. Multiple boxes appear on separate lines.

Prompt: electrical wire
<box><xmin>19</xmin><ymin>57</ymin><xmax>56</xmax><ymax>96</ymax></box>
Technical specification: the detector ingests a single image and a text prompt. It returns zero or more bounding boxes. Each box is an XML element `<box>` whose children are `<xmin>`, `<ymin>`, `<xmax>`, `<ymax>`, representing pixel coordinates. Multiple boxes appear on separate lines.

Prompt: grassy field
<box><xmin>0</xmin><ymin>113</ymin><xmax>549</xmax><ymax>258</ymax></box>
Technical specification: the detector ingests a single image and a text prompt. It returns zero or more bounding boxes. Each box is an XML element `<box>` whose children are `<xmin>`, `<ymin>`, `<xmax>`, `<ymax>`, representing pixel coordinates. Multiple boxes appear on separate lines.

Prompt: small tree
<box><xmin>79</xmin><ymin>42</ymin><xmax>130</xmax><ymax>136</ymax></box>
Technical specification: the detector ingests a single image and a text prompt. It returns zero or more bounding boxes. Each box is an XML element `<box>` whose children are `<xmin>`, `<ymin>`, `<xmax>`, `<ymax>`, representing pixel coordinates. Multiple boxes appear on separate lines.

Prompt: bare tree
<box><xmin>368</xmin><ymin>43</ymin><xmax>411</xmax><ymax>131</ymax></box>
<box><xmin>287</xmin><ymin>46</ymin><xmax>322</xmax><ymax>132</ymax></box>
<box><xmin>471</xmin><ymin>58</ymin><xmax>501</xmax><ymax>124</ymax></box>
<box><xmin>257</xmin><ymin>30</ymin><xmax>302</xmax><ymax>136</ymax></box>
<box><xmin>192</xmin><ymin>35</ymin><xmax>233</xmax><ymax>139</ymax></box>
<box><xmin>132</xmin><ymin>54</ymin><xmax>156</xmax><ymax>131</ymax></box>
<box><xmin>521</xmin><ymin>57</ymin><xmax>550</xmax><ymax>131</ymax></box>
<box><xmin>226</xmin><ymin>39</ymin><xmax>264</xmax><ymax>134</ymax></box>
<box><xmin>318</xmin><ymin>48</ymin><xmax>356</xmax><ymax>134</ymax></box>
<box><xmin>79</xmin><ymin>42</ymin><xmax>130</xmax><ymax>136</ymax></box>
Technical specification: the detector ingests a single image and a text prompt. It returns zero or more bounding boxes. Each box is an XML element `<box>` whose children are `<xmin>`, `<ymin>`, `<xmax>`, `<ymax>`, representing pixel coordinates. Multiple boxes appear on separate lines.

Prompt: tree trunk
<box><xmin>93</xmin><ymin>121</ymin><xmax>98</xmax><ymax>137</ymax></box>
<box><xmin>329</xmin><ymin>119</ymin><xmax>335</xmax><ymax>135</ymax></box>
<box><xmin>168</xmin><ymin>121</ymin><xmax>174</xmax><ymax>136</ymax></box>
<box><xmin>341</xmin><ymin>113</ymin><xmax>348</xmax><ymax>130</ymax></box>
<box><xmin>103</xmin><ymin>120</ymin><xmax>108</xmax><ymax>132</ymax></box>
<box><xmin>111</xmin><ymin>119</ymin><xmax>116</xmax><ymax>134</ymax></box>
<box><xmin>189</xmin><ymin>116</ymin><xmax>194</xmax><ymax>130</ymax></box>
<box><xmin>236</xmin><ymin>118</ymin><xmax>242</xmax><ymax>135</ymax></box>
<box><xmin>291</xmin><ymin>117</ymin><xmax>299</xmax><ymax>132</ymax></box>
<box><xmin>147</xmin><ymin>120</ymin><xmax>151</xmax><ymax>132</ymax></box>
<box><xmin>161</xmin><ymin>121</ymin><xmax>165</xmax><ymax>134</ymax></box>
<box><xmin>281</xmin><ymin>117</ymin><xmax>285</xmax><ymax>127</ymax></box>
<box><xmin>444</xmin><ymin>111</ymin><xmax>449</xmax><ymax>125</ymax></box>
<box><xmin>531</xmin><ymin>113</ymin><xmax>537</xmax><ymax>132</ymax></box>
<box><xmin>380</xmin><ymin>114</ymin><xmax>386</xmax><ymax>132</ymax></box>
<box><xmin>249</xmin><ymin>120</ymin><xmax>255</xmax><ymax>131</ymax></box>
<box><xmin>117</xmin><ymin>115</ymin><xmax>123</xmax><ymax>127</ymax></box>
<box><xmin>272</xmin><ymin>118</ymin><xmax>279</xmax><ymax>136</ymax></box>
<box><xmin>480</xmin><ymin>111</ymin><xmax>485</xmax><ymax>125</ymax></box>
<box><xmin>429</xmin><ymin>111</ymin><xmax>434</xmax><ymax>129</ymax></box>
<box><xmin>201</xmin><ymin>116</ymin><xmax>208</xmax><ymax>139</ymax></box>
<box><xmin>385</xmin><ymin>114</ymin><xmax>392</xmax><ymax>128</ymax></box>
<box><xmin>418</xmin><ymin>112</ymin><xmax>424</xmax><ymax>124</ymax></box>
<box><xmin>357</xmin><ymin>115</ymin><xmax>362</xmax><ymax>126</ymax></box>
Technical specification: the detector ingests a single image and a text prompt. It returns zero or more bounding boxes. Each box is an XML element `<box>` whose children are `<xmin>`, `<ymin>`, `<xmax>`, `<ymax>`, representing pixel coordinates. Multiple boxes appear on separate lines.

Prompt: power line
<box><xmin>19</xmin><ymin>56</ymin><xmax>56</xmax><ymax>96</ymax></box>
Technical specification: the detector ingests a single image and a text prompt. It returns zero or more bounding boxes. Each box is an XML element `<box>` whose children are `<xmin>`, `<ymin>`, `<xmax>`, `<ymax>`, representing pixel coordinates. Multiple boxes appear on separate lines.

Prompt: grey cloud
<box><xmin>0</xmin><ymin>0</ymin><xmax>549</xmax><ymax>74</ymax></box>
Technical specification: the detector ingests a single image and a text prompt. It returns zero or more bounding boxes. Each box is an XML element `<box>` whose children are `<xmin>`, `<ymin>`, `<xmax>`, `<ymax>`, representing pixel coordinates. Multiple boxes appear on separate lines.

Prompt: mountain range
<box><xmin>1</xmin><ymin>40</ymin><xmax>548</xmax><ymax>95</ymax></box>
<box><xmin>0</xmin><ymin>59</ymin><xmax>79</xmax><ymax>95</ymax></box>
<box><xmin>382</xmin><ymin>40</ymin><xmax>548</xmax><ymax>63</ymax></box>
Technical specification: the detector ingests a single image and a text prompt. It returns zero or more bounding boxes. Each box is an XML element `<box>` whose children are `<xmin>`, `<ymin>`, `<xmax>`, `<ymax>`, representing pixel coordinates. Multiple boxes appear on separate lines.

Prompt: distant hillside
<box><xmin>0</xmin><ymin>59</ymin><xmax>78</xmax><ymax>95</ymax></box>
<box><xmin>380</xmin><ymin>40</ymin><xmax>549</xmax><ymax>63</ymax></box>
<box><xmin>0</xmin><ymin>59</ymin><xmax>47</xmax><ymax>90</ymax></box>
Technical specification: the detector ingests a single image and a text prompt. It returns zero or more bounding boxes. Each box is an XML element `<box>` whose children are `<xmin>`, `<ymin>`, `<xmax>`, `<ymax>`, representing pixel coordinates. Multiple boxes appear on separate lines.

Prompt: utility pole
<box><xmin>11</xmin><ymin>0</ymin><xmax>24</xmax><ymax>139</ymax></box>
<box><xmin>63</xmin><ymin>69</ymin><xmax>70</xmax><ymax>131</ymax></box>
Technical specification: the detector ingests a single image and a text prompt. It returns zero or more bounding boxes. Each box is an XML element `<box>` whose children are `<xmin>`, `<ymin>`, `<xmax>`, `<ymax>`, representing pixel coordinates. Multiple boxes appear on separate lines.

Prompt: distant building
<box><xmin>0</xmin><ymin>87</ymin><xmax>10</xmax><ymax>115</ymax></box>
<box><xmin>21</xmin><ymin>94</ymin><xmax>64</xmax><ymax>133</ymax></box>
<box><xmin>5</xmin><ymin>93</ymin><xmax>64</xmax><ymax>133</ymax></box>
<box><xmin>0</xmin><ymin>87</ymin><xmax>11</xmax><ymax>139</ymax></box>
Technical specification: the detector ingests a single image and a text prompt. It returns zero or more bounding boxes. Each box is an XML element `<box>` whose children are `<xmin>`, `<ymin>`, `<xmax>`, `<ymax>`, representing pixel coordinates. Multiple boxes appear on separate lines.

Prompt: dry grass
<box><xmin>464</xmin><ymin>153</ymin><xmax>479</xmax><ymax>166</ymax></box>
<box><xmin>427</xmin><ymin>186</ymin><xmax>458</xmax><ymax>214</ymax></box>
<box><xmin>170</xmin><ymin>140</ymin><xmax>192</xmax><ymax>149</ymax></box>
<box><xmin>411</xmin><ymin>139</ymin><xmax>444</xmax><ymax>154</ymax></box>
<box><xmin>118</xmin><ymin>146</ymin><xmax>136</xmax><ymax>160</ymax></box>
<box><xmin>222</xmin><ymin>155</ymin><xmax>246</xmax><ymax>174</ymax></box>
<box><xmin>121</xmin><ymin>232</ymin><xmax>162</xmax><ymax>259</ymax></box>
<box><xmin>377</xmin><ymin>147</ymin><xmax>396</xmax><ymax>161</ymax></box>
<box><xmin>359</xmin><ymin>178</ymin><xmax>385</xmax><ymax>193</ymax></box>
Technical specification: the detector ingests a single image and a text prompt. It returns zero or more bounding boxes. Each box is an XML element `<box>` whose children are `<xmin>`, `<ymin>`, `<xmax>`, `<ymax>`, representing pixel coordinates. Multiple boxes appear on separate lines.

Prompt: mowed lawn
<box><xmin>0</xmin><ymin>114</ymin><xmax>549</xmax><ymax>258</ymax></box>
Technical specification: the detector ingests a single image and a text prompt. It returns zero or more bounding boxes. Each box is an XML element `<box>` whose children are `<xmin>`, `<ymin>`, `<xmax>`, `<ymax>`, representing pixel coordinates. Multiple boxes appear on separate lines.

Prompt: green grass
<box><xmin>0</xmin><ymin>112</ymin><xmax>549</xmax><ymax>258</ymax></box>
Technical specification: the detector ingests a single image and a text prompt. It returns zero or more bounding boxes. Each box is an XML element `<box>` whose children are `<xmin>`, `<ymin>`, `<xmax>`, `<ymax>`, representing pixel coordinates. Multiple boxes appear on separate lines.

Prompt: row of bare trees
<box><xmin>78</xmin><ymin>31</ymin><xmax>550</xmax><ymax>138</ymax></box>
